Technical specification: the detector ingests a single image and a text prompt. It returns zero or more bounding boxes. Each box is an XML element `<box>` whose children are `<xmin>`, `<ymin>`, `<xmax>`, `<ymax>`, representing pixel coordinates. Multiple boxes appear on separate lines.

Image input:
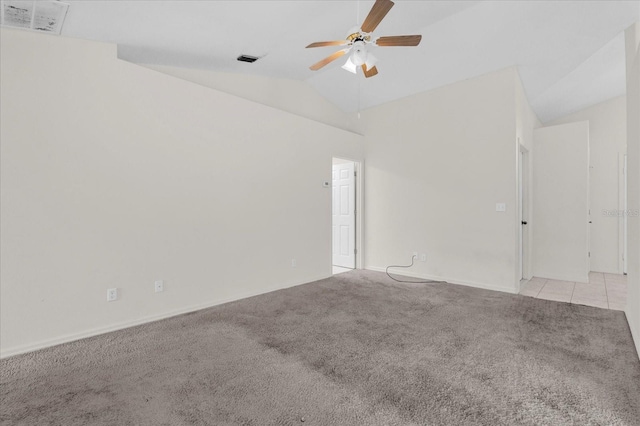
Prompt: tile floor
<box><xmin>520</xmin><ymin>272</ymin><xmax>627</xmax><ymax>310</ymax></box>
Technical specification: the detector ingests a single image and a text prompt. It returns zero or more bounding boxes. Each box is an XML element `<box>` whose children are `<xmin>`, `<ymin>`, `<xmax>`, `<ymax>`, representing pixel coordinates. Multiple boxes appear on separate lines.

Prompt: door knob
<box><xmin>522</xmin><ymin>221</ymin><xmax>528</xmax><ymax>225</ymax></box>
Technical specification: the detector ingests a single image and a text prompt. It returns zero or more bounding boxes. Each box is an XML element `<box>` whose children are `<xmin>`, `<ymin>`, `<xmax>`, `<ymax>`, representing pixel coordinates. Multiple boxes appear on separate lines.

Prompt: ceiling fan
<box><xmin>306</xmin><ymin>0</ymin><xmax>421</xmax><ymax>78</ymax></box>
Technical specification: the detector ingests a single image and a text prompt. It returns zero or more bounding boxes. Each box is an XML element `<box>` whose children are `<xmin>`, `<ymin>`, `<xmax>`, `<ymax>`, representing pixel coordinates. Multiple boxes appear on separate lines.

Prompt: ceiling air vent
<box><xmin>237</xmin><ymin>54</ymin><xmax>260</xmax><ymax>64</ymax></box>
<box><xmin>1</xmin><ymin>0</ymin><xmax>69</xmax><ymax>34</ymax></box>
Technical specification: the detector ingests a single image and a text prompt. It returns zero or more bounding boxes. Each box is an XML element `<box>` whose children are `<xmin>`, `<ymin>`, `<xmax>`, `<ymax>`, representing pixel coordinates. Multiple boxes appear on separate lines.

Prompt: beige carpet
<box><xmin>1</xmin><ymin>270</ymin><xmax>639</xmax><ymax>425</ymax></box>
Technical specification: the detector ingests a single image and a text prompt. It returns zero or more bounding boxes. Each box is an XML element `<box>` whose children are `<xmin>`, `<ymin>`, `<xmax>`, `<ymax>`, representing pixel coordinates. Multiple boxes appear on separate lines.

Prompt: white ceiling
<box><xmin>49</xmin><ymin>1</ymin><xmax>640</xmax><ymax>121</ymax></box>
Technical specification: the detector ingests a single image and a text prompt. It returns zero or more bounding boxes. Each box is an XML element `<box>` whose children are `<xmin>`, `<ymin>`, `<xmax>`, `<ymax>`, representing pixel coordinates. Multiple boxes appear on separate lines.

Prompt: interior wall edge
<box><xmin>133</xmin><ymin>61</ymin><xmax>362</xmax><ymax>136</ymax></box>
<box><xmin>624</xmin><ymin>21</ymin><xmax>640</xmax><ymax>359</ymax></box>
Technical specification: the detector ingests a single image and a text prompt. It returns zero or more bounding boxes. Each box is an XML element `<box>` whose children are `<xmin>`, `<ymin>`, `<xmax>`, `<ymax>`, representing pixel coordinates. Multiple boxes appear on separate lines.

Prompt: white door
<box><xmin>519</xmin><ymin>147</ymin><xmax>528</xmax><ymax>280</ymax></box>
<box><xmin>624</xmin><ymin>154</ymin><xmax>628</xmax><ymax>275</ymax></box>
<box><xmin>332</xmin><ymin>162</ymin><xmax>355</xmax><ymax>268</ymax></box>
<box><xmin>532</xmin><ymin>122</ymin><xmax>590</xmax><ymax>282</ymax></box>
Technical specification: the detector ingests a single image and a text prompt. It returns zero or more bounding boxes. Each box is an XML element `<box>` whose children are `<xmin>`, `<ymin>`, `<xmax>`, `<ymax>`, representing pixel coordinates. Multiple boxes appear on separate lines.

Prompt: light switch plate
<box><xmin>107</xmin><ymin>288</ymin><xmax>117</xmax><ymax>302</ymax></box>
<box><xmin>496</xmin><ymin>203</ymin><xmax>507</xmax><ymax>212</ymax></box>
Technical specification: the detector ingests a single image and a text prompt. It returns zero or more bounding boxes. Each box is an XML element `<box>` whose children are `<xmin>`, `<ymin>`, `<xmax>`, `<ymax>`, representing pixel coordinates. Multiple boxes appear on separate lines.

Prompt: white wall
<box><xmin>0</xmin><ymin>28</ymin><xmax>363</xmax><ymax>357</ymax></box>
<box><xmin>625</xmin><ymin>22</ymin><xmax>640</xmax><ymax>357</ymax></box>
<box><xmin>362</xmin><ymin>68</ymin><xmax>520</xmax><ymax>293</ymax></box>
<box><xmin>141</xmin><ymin>64</ymin><xmax>360</xmax><ymax>134</ymax></box>
<box><xmin>533</xmin><ymin>122</ymin><xmax>591</xmax><ymax>283</ymax></box>
<box><xmin>547</xmin><ymin>97</ymin><xmax>627</xmax><ymax>274</ymax></box>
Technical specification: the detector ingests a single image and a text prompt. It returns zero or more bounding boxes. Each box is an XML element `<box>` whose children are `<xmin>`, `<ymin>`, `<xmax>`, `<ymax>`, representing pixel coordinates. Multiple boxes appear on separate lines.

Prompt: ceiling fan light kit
<box><xmin>306</xmin><ymin>0</ymin><xmax>422</xmax><ymax>78</ymax></box>
<box><xmin>342</xmin><ymin>56</ymin><xmax>358</xmax><ymax>74</ymax></box>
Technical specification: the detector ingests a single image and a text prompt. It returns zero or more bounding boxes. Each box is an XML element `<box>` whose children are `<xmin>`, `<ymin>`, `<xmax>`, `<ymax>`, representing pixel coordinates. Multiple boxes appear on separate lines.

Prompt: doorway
<box><xmin>518</xmin><ymin>144</ymin><xmax>529</xmax><ymax>280</ymax></box>
<box><xmin>532</xmin><ymin>122</ymin><xmax>590</xmax><ymax>283</ymax></box>
<box><xmin>624</xmin><ymin>154</ymin><xmax>628</xmax><ymax>275</ymax></box>
<box><xmin>332</xmin><ymin>158</ymin><xmax>357</xmax><ymax>274</ymax></box>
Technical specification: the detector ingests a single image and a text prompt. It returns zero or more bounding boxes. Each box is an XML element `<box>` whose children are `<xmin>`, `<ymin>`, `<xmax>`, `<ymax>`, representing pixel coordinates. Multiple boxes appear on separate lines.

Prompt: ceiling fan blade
<box><xmin>375</xmin><ymin>35</ymin><xmax>422</xmax><ymax>47</ymax></box>
<box><xmin>361</xmin><ymin>0</ymin><xmax>395</xmax><ymax>33</ymax></box>
<box><xmin>306</xmin><ymin>41</ymin><xmax>349</xmax><ymax>48</ymax></box>
<box><xmin>309</xmin><ymin>49</ymin><xmax>349</xmax><ymax>71</ymax></box>
<box><xmin>362</xmin><ymin>65</ymin><xmax>379</xmax><ymax>78</ymax></box>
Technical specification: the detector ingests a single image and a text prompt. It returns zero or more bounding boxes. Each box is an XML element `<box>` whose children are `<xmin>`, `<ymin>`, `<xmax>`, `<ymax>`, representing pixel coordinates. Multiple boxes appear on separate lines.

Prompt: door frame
<box><xmin>587</xmin><ymin>131</ymin><xmax>592</xmax><ymax>274</ymax></box>
<box><xmin>331</xmin><ymin>157</ymin><xmax>363</xmax><ymax>271</ymax></box>
<box><xmin>623</xmin><ymin>154</ymin><xmax>628</xmax><ymax>274</ymax></box>
<box><xmin>518</xmin><ymin>143</ymin><xmax>531</xmax><ymax>281</ymax></box>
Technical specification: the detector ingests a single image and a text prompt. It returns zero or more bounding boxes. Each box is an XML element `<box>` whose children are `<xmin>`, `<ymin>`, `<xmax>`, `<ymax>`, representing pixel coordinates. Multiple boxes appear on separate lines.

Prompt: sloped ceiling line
<box><xmin>29</xmin><ymin>0</ymin><xmax>640</xmax><ymax>122</ymax></box>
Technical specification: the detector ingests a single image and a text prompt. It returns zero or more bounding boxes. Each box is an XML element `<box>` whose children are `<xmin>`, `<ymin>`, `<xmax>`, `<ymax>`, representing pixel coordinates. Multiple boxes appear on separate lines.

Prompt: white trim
<box><xmin>517</xmin><ymin>142</ymin><xmax>532</xmax><ymax>285</ymax></box>
<box><xmin>365</xmin><ymin>266</ymin><xmax>519</xmax><ymax>294</ymax></box>
<box><xmin>0</xmin><ymin>273</ymin><xmax>330</xmax><ymax>359</ymax></box>
<box><xmin>626</xmin><ymin>305</ymin><xmax>640</xmax><ymax>360</ymax></box>
<box><xmin>518</xmin><ymin>143</ymin><xmax>523</xmax><ymax>282</ymax></box>
<box><xmin>622</xmin><ymin>154</ymin><xmax>628</xmax><ymax>275</ymax></box>
<box><xmin>355</xmin><ymin>160</ymin><xmax>364</xmax><ymax>270</ymax></box>
<box><xmin>586</xmin><ymin>127</ymin><xmax>592</xmax><ymax>275</ymax></box>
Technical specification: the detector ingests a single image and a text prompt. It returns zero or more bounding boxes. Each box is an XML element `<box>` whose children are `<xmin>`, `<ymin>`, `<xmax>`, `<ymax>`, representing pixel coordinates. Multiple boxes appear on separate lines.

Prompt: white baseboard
<box><xmin>365</xmin><ymin>266</ymin><xmax>519</xmax><ymax>294</ymax></box>
<box><xmin>0</xmin><ymin>273</ymin><xmax>330</xmax><ymax>359</ymax></box>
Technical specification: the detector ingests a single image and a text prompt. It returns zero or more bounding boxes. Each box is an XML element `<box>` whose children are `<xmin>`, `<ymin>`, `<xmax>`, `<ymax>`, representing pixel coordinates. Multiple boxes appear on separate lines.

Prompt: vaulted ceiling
<box><xmin>26</xmin><ymin>1</ymin><xmax>640</xmax><ymax>122</ymax></box>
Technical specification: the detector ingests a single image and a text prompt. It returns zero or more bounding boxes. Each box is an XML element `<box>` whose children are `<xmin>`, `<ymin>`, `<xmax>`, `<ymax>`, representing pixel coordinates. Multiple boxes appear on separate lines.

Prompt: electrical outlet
<box><xmin>154</xmin><ymin>280</ymin><xmax>164</xmax><ymax>293</ymax></box>
<box><xmin>291</xmin><ymin>259</ymin><xmax>297</xmax><ymax>268</ymax></box>
<box><xmin>420</xmin><ymin>253</ymin><xmax>427</xmax><ymax>262</ymax></box>
<box><xmin>413</xmin><ymin>251</ymin><xmax>418</xmax><ymax>259</ymax></box>
<box><xmin>107</xmin><ymin>288</ymin><xmax>118</xmax><ymax>302</ymax></box>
